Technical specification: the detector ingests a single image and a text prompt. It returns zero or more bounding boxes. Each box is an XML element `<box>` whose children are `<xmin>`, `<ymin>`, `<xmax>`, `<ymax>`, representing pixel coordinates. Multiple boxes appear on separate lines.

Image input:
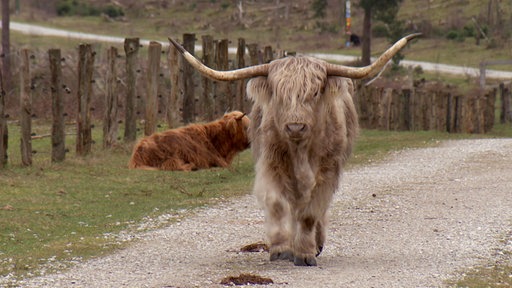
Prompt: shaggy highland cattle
<box><xmin>128</xmin><ymin>111</ymin><xmax>250</xmax><ymax>171</ymax></box>
<box><xmin>169</xmin><ymin>33</ymin><xmax>419</xmax><ymax>266</ymax></box>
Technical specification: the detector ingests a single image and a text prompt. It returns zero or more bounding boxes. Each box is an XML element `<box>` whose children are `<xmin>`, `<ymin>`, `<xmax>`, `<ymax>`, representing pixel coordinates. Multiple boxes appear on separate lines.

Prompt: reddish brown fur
<box><xmin>128</xmin><ymin>111</ymin><xmax>250</xmax><ymax>171</ymax></box>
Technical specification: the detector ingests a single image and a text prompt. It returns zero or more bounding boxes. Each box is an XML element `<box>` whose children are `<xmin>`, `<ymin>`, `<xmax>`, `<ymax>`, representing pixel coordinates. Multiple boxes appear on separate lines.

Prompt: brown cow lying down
<box><xmin>128</xmin><ymin>111</ymin><xmax>250</xmax><ymax>171</ymax></box>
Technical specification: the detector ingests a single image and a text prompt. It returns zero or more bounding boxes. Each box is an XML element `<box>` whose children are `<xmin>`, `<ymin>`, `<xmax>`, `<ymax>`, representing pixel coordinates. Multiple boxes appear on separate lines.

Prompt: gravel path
<box><xmin>17</xmin><ymin>138</ymin><xmax>512</xmax><ymax>287</ymax></box>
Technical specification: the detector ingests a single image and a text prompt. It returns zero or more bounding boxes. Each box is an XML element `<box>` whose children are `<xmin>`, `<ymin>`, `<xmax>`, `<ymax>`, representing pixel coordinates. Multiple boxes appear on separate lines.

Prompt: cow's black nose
<box><xmin>285</xmin><ymin>123</ymin><xmax>307</xmax><ymax>138</ymax></box>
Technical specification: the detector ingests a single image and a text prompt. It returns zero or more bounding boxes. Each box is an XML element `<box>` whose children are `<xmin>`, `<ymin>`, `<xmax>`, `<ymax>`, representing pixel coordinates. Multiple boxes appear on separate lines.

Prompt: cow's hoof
<box><xmin>270</xmin><ymin>251</ymin><xmax>294</xmax><ymax>261</ymax></box>
<box><xmin>294</xmin><ymin>256</ymin><xmax>317</xmax><ymax>266</ymax></box>
<box><xmin>316</xmin><ymin>244</ymin><xmax>323</xmax><ymax>257</ymax></box>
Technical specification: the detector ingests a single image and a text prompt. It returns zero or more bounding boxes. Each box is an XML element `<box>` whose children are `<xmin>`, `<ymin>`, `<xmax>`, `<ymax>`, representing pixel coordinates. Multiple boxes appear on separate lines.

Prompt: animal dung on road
<box><xmin>220</xmin><ymin>273</ymin><xmax>274</xmax><ymax>286</ymax></box>
<box><xmin>240</xmin><ymin>242</ymin><xmax>269</xmax><ymax>253</ymax></box>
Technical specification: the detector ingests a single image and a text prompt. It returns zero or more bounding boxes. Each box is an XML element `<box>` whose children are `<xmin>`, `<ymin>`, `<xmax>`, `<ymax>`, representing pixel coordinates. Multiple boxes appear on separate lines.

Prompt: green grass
<box><xmin>448</xmin><ymin>265</ymin><xmax>512</xmax><ymax>287</ymax></box>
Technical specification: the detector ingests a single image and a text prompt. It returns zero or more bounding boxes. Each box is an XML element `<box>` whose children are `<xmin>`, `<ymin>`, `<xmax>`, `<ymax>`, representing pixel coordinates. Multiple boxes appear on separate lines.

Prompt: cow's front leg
<box><xmin>292</xmin><ymin>212</ymin><xmax>318</xmax><ymax>266</ymax></box>
<box><xmin>265</xmin><ymin>196</ymin><xmax>293</xmax><ymax>261</ymax></box>
<box><xmin>291</xmin><ymin>189</ymin><xmax>332</xmax><ymax>266</ymax></box>
<box><xmin>315</xmin><ymin>214</ymin><xmax>327</xmax><ymax>257</ymax></box>
<box><xmin>254</xmin><ymin>166</ymin><xmax>293</xmax><ymax>262</ymax></box>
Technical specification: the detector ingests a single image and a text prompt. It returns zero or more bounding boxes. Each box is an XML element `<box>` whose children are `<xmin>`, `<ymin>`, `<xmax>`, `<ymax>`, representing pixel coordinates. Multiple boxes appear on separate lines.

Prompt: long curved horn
<box><xmin>168</xmin><ymin>38</ymin><xmax>269</xmax><ymax>81</ymax></box>
<box><xmin>326</xmin><ymin>33</ymin><xmax>421</xmax><ymax>79</ymax></box>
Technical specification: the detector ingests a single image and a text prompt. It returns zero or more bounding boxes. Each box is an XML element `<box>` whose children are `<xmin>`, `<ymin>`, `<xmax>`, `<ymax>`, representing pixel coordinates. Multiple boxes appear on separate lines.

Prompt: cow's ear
<box><xmin>247</xmin><ymin>77</ymin><xmax>271</xmax><ymax>105</ymax></box>
<box><xmin>326</xmin><ymin>77</ymin><xmax>354</xmax><ymax>98</ymax></box>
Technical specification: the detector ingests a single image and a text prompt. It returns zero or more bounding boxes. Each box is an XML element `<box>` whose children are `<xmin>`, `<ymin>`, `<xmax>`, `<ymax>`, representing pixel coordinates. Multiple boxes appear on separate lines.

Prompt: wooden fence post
<box><xmin>201</xmin><ymin>35</ymin><xmax>215</xmax><ymax>121</ymax></box>
<box><xmin>212</xmin><ymin>40</ymin><xmax>220</xmax><ymax>116</ymax></box>
<box><xmin>167</xmin><ymin>42</ymin><xmax>182</xmax><ymax>128</ymax></box>
<box><xmin>215</xmin><ymin>39</ymin><xmax>230</xmax><ymax>115</ymax></box>
<box><xmin>49</xmin><ymin>48</ymin><xmax>66</xmax><ymax>162</ymax></box>
<box><xmin>103</xmin><ymin>47</ymin><xmax>119</xmax><ymax>148</ymax></box>
<box><xmin>235</xmin><ymin>38</ymin><xmax>247</xmax><ymax>112</ymax></box>
<box><xmin>454</xmin><ymin>95</ymin><xmax>463</xmax><ymax>133</ymax></box>
<box><xmin>446</xmin><ymin>92</ymin><xmax>454</xmax><ymax>133</ymax></box>
<box><xmin>379</xmin><ymin>87</ymin><xmax>392</xmax><ymax>130</ymax></box>
<box><xmin>263</xmin><ymin>46</ymin><xmax>273</xmax><ymax>63</ymax></box>
<box><xmin>0</xmin><ymin>68</ymin><xmax>6</xmax><ymax>167</ymax></box>
<box><xmin>484</xmin><ymin>88</ymin><xmax>496</xmax><ymax>132</ymax></box>
<box><xmin>20</xmin><ymin>49</ymin><xmax>32</xmax><ymax>166</ymax></box>
<box><xmin>400</xmin><ymin>88</ymin><xmax>412</xmax><ymax>131</ymax></box>
<box><xmin>76</xmin><ymin>44</ymin><xmax>95</xmax><ymax>156</ymax></box>
<box><xmin>145</xmin><ymin>41</ymin><xmax>161</xmax><ymax>136</ymax></box>
<box><xmin>499</xmin><ymin>82</ymin><xmax>511</xmax><ymax>124</ymax></box>
<box><xmin>123</xmin><ymin>38</ymin><xmax>139</xmax><ymax>142</ymax></box>
<box><xmin>182</xmin><ymin>33</ymin><xmax>196</xmax><ymax>124</ymax></box>
<box><xmin>247</xmin><ymin>43</ymin><xmax>259</xmax><ymax>65</ymax></box>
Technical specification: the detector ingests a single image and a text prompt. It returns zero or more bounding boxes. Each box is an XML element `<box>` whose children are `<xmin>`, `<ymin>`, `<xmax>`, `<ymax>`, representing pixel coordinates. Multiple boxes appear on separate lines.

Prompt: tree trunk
<box><xmin>361</xmin><ymin>7</ymin><xmax>372</xmax><ymax>66</ymax></box>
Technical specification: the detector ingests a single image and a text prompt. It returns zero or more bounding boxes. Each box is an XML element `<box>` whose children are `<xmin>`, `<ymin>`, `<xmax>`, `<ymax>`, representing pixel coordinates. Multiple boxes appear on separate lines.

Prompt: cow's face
<box><xmin>248</xmin><ymin>56</ymin><xmax>327</xmax><ymax>144</ymax></box>
<box><xmin>223</xmin><ymin>111</ymin><xmax>251</xmax><ymax>148</ymax></box>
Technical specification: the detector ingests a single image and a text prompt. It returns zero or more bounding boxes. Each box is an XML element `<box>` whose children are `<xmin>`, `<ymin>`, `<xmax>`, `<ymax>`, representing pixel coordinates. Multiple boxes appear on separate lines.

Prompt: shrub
<box><xmin>312</xmin><ymin>0</ymin><xmax>327</xmax><ymax>18</ymax></box>
<box><xmin>446</xmin><ymin>30</ymin><xmax>465</xmax><ymax>42</ymax></box>
<box><xmin>56</xmin><ymin>0</ymin><xmax>123</xmax><ymax>18</ymax></box>
<box><xmin>372</xmin><ymin>24</ymin><xmax>388</xmax><ymax>38</ymax></box>
<box><xmin>446</xmin><ymin>30</ymin><xmax>459</xmax><ymax>40</ymax></box>
<box><xmin>103</xmin><ymin>5</ymin><xmax>124</xmax><ymax>18</ymax></box>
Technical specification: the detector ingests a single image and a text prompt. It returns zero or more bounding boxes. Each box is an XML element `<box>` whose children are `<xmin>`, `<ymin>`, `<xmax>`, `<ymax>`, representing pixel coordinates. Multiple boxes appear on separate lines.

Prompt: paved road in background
<box><xmin>6</xmin><ymin>21</ymin><xmax>512</xmax><ymax>80</ymax></box>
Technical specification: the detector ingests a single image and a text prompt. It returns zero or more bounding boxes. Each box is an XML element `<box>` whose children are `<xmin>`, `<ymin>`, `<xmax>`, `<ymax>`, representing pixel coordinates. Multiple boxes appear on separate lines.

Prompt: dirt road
<box><xmin>15</xmin><ymin>138</ymin><xmax>512</xmax><ymax>287</ymax></box>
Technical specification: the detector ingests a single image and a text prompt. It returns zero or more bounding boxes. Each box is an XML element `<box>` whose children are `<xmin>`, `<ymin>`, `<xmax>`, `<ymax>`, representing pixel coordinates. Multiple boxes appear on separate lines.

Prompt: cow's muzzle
<box><xmin>285</xmin><ymin>123</ymin><xmax>308</xmax><ymax>140</ymax></box>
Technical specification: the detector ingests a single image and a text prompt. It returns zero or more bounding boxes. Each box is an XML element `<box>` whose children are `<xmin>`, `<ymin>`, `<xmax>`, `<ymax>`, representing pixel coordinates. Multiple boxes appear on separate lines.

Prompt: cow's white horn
<box><xmin>326</xmin><ymin>33</ymin><xmax>422</xmax><ymax>79</ymax></box>
<box><xmin>168</xmin><ymin>37</ymin><xmax>270</xmax><ymax>81</ymax></box>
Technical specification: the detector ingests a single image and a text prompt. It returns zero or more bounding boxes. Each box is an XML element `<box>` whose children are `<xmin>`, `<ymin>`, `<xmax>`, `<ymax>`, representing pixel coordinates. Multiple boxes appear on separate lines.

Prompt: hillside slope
<box><xmin>7</xmin><ymin>0</ymin><xmax>512</xmax><ymax>68</ymax></box>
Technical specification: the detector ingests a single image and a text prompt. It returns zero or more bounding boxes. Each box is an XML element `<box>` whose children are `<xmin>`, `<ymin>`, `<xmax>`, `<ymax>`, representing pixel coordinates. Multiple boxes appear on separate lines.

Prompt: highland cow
<box><xmin>169</xmin><ymin>34</ymin><xmax>419</xmax><ymax>265</ymax></box>
<box><xmin>128</xmin><ymin>111</ymin><xmax>250</xmax><ymax>171</ymax></box>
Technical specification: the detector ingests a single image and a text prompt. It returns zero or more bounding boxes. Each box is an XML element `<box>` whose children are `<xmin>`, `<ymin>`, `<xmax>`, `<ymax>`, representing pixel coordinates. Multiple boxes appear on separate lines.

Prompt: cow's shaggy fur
<box><xmin>248</xmin><ymin>56</ymin><xmax>358</xmax><ymax>266</ymax></box>
<box><xmin>128</xmin><ymin>111</ymin><xmax>250</xmax><ymax>171</ymax></box>
<box><xmin>168</xmin><ymin>34</ymin><xmax>416</xmax><ymax>267</ymax></box>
